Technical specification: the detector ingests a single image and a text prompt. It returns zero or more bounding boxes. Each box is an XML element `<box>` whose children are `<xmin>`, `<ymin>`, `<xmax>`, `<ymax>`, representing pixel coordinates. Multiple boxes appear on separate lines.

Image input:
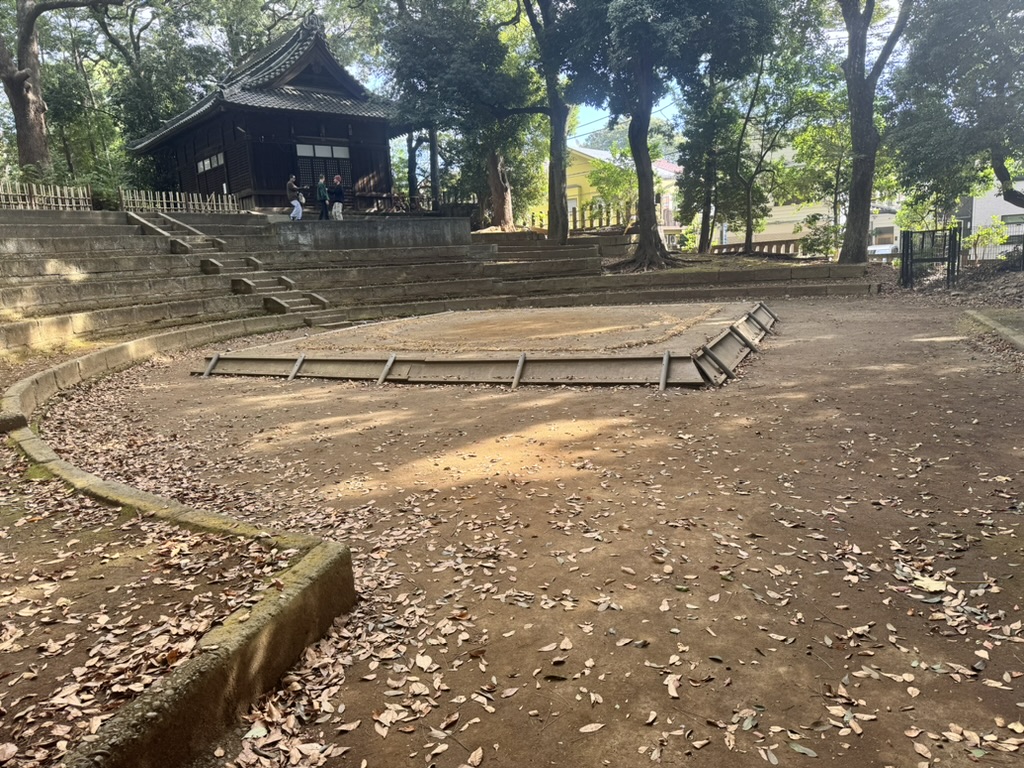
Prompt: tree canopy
<box><xmin>889</xmin><ymin>0</ymin><xmax>1024</xmax><ymax>213</ymax></box>
<box><xmin>0</xmin><ymin>0</ymin><xmax>1014</xmax><ymax>267</ymax></box>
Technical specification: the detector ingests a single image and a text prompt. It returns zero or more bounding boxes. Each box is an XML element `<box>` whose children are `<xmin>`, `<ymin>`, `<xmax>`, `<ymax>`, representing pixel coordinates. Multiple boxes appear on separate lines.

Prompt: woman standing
<box><xmin>286</xmin><ymin>175</ymin><xmax>303</xmax><ymax>221</ymax></box>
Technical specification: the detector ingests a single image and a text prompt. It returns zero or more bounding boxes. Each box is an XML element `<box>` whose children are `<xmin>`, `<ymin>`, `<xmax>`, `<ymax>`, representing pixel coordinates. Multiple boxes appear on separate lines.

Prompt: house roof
<box><xmin>130</xmin><ymin>14</ymin><xmax>394</xmax><ymax>153</ymax></box>
<box><xmin>571</xmin><ymin>145</ymin><xmax>683</xmax><ymax>179</ymax></box>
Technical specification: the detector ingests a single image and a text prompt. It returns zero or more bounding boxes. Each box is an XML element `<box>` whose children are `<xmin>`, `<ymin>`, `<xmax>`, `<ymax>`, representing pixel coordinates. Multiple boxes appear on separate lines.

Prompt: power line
<box><xmin>567</xmin><ymin>98</ymin><xmax>683</xmax><ymax>142</ymax></box>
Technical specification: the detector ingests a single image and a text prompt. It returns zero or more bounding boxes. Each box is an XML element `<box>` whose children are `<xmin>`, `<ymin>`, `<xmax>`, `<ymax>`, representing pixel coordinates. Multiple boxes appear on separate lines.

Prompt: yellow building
<box><xmin>529</xmin><ymin>146</ymin><xmax>684</xmax><ymax>245</ymax></box>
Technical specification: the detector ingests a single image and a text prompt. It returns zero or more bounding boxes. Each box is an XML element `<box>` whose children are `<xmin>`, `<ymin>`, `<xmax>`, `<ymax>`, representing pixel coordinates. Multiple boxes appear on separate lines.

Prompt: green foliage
<box><xmin>587</xmin><ymin>144</ymin><xmax>642</xmax><ymax>214</ymax></box>
<box><xmin>795</xmin><ymin>212</ymin><xmax>841</xmax><ymax>258</ymax></box>
<box><xmin>888</xmin><ymin>0</ymin><xmax>1024</xmax><ymax>210</ymax></box>
<box><xmin>378</xmin><ymin>0</ymin><xmax>545</xmax><ymax>221</ymax></box>
<box><xmin>963</xmin><ymin>216</ymin><xmax>1009</xmax><ymax>260</ymax></box>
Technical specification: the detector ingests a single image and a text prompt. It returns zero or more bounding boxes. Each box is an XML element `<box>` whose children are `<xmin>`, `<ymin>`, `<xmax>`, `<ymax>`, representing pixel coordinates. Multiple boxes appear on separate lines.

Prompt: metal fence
<box><xmin>962</xmin><ymin>222</ymin><xmax>1024</xmax><ymax>269</ymax></box>
<box><xmin>0</xmin><ymin>181</ymin><xmax>92</xmax><ymax>210</ymax></box>
<box><xmin>900</xmin><ymin>228</ymin><xmax>961</xmax><ymax>288</ymax></box>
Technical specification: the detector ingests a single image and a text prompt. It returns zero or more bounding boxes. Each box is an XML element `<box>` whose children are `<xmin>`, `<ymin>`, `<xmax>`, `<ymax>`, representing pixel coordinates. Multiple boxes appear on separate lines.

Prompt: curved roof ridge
<box><xmin>223</xmin><ymin>17</ymin><xmax>320</xmax><ymax>88</ymax></box>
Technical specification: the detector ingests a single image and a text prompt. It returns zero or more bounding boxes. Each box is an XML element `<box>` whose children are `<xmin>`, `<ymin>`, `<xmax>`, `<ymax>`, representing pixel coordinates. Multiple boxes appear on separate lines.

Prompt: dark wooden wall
<box><xmin>166</xmin><ymin>109</ymin><xmax>392</xmax><ymax>210</ymax></box>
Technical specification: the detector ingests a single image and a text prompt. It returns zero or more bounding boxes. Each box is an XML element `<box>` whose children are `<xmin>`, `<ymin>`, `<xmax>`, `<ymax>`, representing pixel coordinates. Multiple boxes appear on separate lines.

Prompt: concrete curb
<box><xmin>966</xmin><ymin>309</ymin><xmax>1024</xmax><ymax>353</ymax></box>
<box><xmin>1</xmin><ymin>315</ymin><xmax>357</xmax><ymax>768</ymax></box>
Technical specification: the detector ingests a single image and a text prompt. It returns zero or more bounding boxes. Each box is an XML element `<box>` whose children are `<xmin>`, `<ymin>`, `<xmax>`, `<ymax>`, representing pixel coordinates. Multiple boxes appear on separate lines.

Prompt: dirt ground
<box><xmin>23</xmin><ymin>288</ymin><xmax>1024</xmax><ymax>768</ymax></box>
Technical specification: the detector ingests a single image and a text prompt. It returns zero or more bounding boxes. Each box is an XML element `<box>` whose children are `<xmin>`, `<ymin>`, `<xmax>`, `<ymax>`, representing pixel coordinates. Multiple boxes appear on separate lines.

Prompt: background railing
<box><xmin>528</xmin><ymin>204</ymin><xmax>632</xmax><ymax>232</ymax></box>
<box><xmin>0</xmin><ymin>181</ymin><xmax>92</xmax><ymax>210</ymax></box>
<box><xmin>119</xmin><ymin>189</ymin><xmax>240</xmax><ymax>214</ymax></box>
<box><xmin>711</xmin><ymin>238</ymin><xmax>803</xmax><ymax>256</ymax></box>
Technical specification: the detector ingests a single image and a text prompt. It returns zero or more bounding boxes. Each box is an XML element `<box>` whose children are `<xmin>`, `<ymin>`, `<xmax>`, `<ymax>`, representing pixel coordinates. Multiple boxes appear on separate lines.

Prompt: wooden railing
<box><xmin>0</xmin><ymin>181</ymin><xmax>92</xmax><ymax>210</ymax></box>
<box><xmin>530</xmin><ymin>205</ymin><xmax>634</xmax><ymax>232</ymax></box>
<box><xmin>119</xmin><ymin>189</ymin><xmax>240</xmax><ymax>214</ymax></box>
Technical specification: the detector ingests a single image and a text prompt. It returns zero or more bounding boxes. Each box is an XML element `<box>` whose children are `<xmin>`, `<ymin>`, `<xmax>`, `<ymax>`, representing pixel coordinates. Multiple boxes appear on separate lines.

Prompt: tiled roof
<box><xmin>130</xmin><ymin>14</ymin><xmax>389</xmax><ymax>153</ymax></box>
<box><xmin>224</xmin><ymin>85</ymin><xmax>392</xmax><ymax>119</ymax></box>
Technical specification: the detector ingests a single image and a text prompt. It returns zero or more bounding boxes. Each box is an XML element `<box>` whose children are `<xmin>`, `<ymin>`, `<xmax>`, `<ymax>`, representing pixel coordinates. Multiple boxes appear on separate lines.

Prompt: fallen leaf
<box><xmin>789</xmin><ymin>742</ymin><xmax>818</xmax><ymax>757</ymax></box>
<box><xmin>579</xmin><ymin>723</ymin><xmax>605</xmax><ymax>733</ymax></box>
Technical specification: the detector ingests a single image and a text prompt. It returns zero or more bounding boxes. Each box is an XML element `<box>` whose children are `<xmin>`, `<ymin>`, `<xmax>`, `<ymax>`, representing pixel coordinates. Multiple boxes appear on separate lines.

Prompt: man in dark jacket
<box><xmin>316</xmin><ymin>174</ymin><xmax>330</xmax><ymax>220</ymax></box>
<box><xmin>329</xmin><ymin>175</ymin><xmax>345</xmax><ymax>220</ymax></box>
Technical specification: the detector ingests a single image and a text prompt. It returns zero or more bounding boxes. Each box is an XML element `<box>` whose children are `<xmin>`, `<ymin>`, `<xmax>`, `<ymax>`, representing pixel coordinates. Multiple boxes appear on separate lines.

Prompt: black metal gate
<box><xmin>900</xmin><ymin>228</ymin><xmax>961</xmax><ymax>288</ymax></box>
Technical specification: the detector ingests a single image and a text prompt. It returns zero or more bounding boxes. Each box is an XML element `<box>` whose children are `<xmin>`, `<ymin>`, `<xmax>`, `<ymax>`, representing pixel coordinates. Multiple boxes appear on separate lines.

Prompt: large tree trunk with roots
<box><xmin>1</xmin><ymin>0</ymin><xmax>124</xmax><ymax>174</ymax></box>
<box><xmin>487</xmin><ymin>150</ymin><xmax>515</xmax><ymax>231</ymax></box>
<box><xmin>619</xmin><ymin>77</ymin><xmax>673</xmax><ymax>271</ymax></box>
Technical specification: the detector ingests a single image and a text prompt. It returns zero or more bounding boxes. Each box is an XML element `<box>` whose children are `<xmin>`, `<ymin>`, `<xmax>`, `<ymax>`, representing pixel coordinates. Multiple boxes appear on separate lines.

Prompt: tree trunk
<box><xmin>546</xmin><ymin>91</ymin><xmax>570</xmax><ymax>244</ymax></box>
<box><xmin>837</xmin><ymin>0</ymin><xmax>913</xmax><ymax>264</ymax></box>
<box><xmin>838</xmin><ymin>81</ymin><xmax>878</xmax><ymax>264</ymax></box>
<box><xmin>406</xmin><ymin>133</ymin><xmax>418</xmax><ymax>209</ymax></box>
<box><xmin>487</xmin><ymin>150</ymin><xmax>515</xmax><ymax>231</ymax></box>
<box><xmin>744</xmin><ymin>183</ymin><xmax>755</xmax><ymax>253</ymax></box>
<box><xmin>59</xmin><ymin>125</ymin><xmax>74</xmax><ymax>176</ymax></box>
<box><xmin>698</xmin><ymin>149</ymin><xmax>716</xmax><ymax>254</ymax></box>
<box><xmin>428</xmin><ymin>126</ymin><xmax>441</xmax><ymax>211</ymax></box>
<box><xmin>626</xmin><ymin>80</ymin><xmax>671</xmax><ymax>271</ymax></box>
<box><xmin>522</xmin><ymin>0</ymin><xmax>570</xmax><ymax>245</ymax></box>
<box><xmin>0</xmin><ymin>24</ymin><xmax>51</xmax><ymax>173</ymax></box>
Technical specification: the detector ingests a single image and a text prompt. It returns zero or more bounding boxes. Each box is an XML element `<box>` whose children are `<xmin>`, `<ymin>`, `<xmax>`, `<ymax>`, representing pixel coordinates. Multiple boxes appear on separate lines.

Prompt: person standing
<box><xmin>286</xmin><ymin>174</ymin><xmax>303</xmax><ymax>221</ymax></box>
<box><xmin>329</xmin><ymin>175</ymin><xmax>345</xmax><ymax>220</ymax></box>
<box><xmin>316</xmin><ymin>174</ymin><xmax>330</xmax><ymax>220</ymax></box>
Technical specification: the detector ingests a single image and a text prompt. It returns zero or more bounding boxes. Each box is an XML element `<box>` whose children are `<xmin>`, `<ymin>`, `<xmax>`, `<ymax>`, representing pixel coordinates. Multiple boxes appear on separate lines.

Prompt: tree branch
<box><xmin>991</xmin><ymin>146</ymin><xmax>1024</xmax><ymax>209</ymax></box>
<box><xmin>492</xmin><ymin>0</ymin><xmax>522</xmax><ymax>31</ymax></box>
<box><xmin>868</xmin><ymin>0</ymin><xmax>915</xmax><ymax>85</ymax></box>
<box><xmin>484</xmin><ymin>102</ymin><xmax>550</xmax><ymax>119</ymax></box>
<box><xmin>21</xmin><ymin>1</ymin><xmax>124</xmax><ymax>61</ymax></box>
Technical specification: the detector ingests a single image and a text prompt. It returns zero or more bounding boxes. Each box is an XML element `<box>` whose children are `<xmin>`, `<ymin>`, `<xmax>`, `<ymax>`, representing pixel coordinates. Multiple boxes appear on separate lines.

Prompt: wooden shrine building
<box><xmin>131</xmin><ymin>15</ymin><xmax>396</xmax><ymax>210</ymax></box>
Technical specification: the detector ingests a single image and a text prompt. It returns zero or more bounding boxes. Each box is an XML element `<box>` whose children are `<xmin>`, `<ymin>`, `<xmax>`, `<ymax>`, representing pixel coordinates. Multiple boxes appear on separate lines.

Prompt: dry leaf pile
<box><xmin>0</xmin><ymin>442</ymin><xmax>289</xmax><ymax>767</ymax></box>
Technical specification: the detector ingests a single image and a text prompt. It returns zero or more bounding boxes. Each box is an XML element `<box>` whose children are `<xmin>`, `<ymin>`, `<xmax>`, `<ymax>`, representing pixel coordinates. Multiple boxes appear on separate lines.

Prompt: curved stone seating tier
<box><xmin>0</xmin><ymin>234</ymin><xmax>167</xmax><ymax>255</ymax></box>
<box><xmin>1</xmin><ymin>274</ymin><xmax>234</xmax><ymax>318</ymax></box>
<box><xmin>0</xmin><ymin>295</ymin><xmax>266</xmax><ymax>351</ymax></box>
<box><xmin>0</xmin><ymin>211</ymin><xmax>875</xmax><ymax>353</ymax></box>
<box><xmin>273</xmin><ymin>256</ymin><xmax>603</xmax><ymax>290</ymax></box>
<box><xmin>0</xmin><ymin>252</ymin><xmax>204</xmax><ymax>281</ymax></box>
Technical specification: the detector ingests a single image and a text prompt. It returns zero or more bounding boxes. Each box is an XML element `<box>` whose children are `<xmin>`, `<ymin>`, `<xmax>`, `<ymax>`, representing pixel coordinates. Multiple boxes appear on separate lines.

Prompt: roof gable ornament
<box><xmin>302</xmin><ymin>13</ymin><xmax>326</xmax><ymax>36</ymax></box>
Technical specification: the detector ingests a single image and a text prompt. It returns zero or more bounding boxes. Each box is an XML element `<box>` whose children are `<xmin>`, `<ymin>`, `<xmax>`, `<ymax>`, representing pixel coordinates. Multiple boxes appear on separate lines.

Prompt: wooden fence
<box><xmin>529</xmin><ymin>204</ymin><xmax>632</xmax><ymax>232</ymax></box>
<box><xmin>119</xmin><ymin>189</ymin><xmax>241</xmax><ymax>214</ymax></box>
<box><xmin>0</xmin><ymin>181</ymin><xmax>92</xmax><ymax>210</ymax></box>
